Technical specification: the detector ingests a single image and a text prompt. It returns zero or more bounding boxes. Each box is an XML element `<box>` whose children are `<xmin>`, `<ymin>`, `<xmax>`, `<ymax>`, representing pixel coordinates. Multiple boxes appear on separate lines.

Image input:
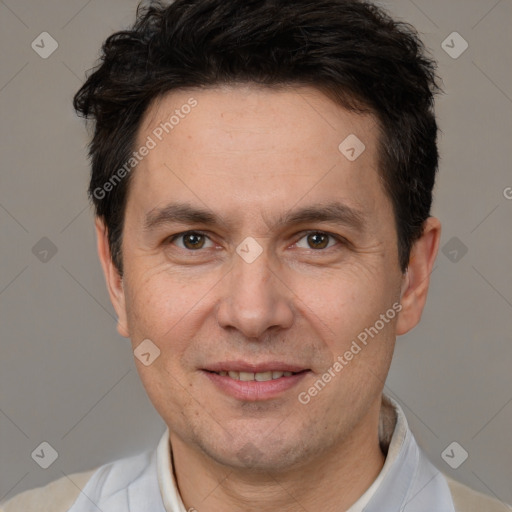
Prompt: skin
<box><xmin>96</xmin><ymin>84</ymin><xmax>440</xmax><ymax>511</ymax></box>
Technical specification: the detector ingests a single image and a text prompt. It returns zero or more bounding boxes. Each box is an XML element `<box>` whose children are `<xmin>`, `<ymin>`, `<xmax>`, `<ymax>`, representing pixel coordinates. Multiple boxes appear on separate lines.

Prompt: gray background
<box><xmin>1</xmin><ymin>0</ymin><xmax>511</xmax><ymax>505</ymax></box>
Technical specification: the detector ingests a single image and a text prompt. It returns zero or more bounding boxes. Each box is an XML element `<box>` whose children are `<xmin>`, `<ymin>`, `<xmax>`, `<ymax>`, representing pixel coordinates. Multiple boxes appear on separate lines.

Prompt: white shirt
<box><xmin>4</xmin><ymin>394</ymin><xmax>510</xmax><ymax>511</ymax></box>
<box><xmin>66</xmin><ymin>395</ymin><xmax>453</xmax><ymax>511</ymax></box>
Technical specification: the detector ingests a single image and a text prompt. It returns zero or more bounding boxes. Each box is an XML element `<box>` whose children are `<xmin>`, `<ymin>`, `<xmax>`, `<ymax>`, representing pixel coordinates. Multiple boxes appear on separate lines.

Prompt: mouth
<box><xmin>205</xmin><ymin>369</ymin><xmax>306</xmax><ymax>381</ymax></box>
<box><xmin>201</xmin><ymin>362</ymin><xmax>310</xmax><ymax>401</ymax></box>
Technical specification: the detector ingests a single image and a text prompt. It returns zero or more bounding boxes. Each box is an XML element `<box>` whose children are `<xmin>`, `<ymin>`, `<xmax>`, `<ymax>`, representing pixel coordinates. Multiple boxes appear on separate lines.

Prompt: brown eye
<box><xmin>171</xmin><ymin>231</ymin><xmax>213</xmax><ymax>250</ymax></box>
<box><xmin>295</xmin><ymin>231</ymin><xmax>338</xmax><ymax>250</ymax></box>
<box><xmin>307</xmin><ymin>232</ymin><xmax>329</xmax><ymax>249</ymax></box>
<box><xmin>183</xmin><ymin>233</ymin><xmax>205</xmax><ymax>249</ymax></box>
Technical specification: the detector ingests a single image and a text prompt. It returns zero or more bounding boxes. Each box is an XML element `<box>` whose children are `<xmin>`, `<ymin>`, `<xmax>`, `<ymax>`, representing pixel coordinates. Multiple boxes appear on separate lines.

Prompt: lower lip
<box><xmin>202</xmin><ymin>370</ymin><xmax>310</xmax><ymax>401</ymax></box>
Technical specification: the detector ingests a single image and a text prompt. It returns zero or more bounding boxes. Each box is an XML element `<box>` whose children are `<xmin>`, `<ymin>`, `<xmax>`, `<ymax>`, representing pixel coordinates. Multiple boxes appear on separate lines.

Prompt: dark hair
<box><xmin>73</xmin><ymin>0</ymin><xmax>440</xmax><ymax>274</ymax></box>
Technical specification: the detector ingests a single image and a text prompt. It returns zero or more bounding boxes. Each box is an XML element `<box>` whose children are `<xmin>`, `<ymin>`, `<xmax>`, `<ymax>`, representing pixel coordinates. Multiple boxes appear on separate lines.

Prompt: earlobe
<box><xmin>94</xmin><ymin>218</ymin><xmax>130</xmax><ymax>338</ymax></box>
<box><xmin>396</xmin><ymin>217</ymin><xmax>441</xmax><ymax>336</ymax></box>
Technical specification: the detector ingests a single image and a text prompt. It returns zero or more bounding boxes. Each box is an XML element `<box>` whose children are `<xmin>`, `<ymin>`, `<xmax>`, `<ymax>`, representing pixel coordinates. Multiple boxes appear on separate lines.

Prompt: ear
<box><xmin>396</xmin><ymin>217</ymin><xmax>441</xmax><ymax>336</ymax></box>
<box><xmin>95</xmin><ymin>218</ymin><xmax>130</xmax><ymax>338</ymax></box>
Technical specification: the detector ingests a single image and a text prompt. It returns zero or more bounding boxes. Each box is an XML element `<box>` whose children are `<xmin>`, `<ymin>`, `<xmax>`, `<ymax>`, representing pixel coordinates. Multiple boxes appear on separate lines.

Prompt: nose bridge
<box><xmin>216</xmin><ymin>246</ymin><xmax>293</xmax><ymax>338</ymax></box>
<box><xmin>234</xmin><ymin>250</ymin><xmax>273</xmax><ymax>300</ymax></box>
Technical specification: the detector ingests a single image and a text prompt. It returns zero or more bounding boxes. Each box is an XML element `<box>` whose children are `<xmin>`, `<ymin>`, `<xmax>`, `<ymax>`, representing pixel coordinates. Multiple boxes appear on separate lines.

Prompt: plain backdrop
<box><xmin>1</xmin><ymin>0</ymin><xmax>511</xmax><ymax>505</ymax></box>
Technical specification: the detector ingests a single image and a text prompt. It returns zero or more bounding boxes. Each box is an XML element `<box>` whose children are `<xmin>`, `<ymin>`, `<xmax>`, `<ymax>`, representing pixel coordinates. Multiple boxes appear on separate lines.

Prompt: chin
<box><xmin>196</xmin><ymin>428</ymin><xmax>316</xmax><ymax>473</ymax></box>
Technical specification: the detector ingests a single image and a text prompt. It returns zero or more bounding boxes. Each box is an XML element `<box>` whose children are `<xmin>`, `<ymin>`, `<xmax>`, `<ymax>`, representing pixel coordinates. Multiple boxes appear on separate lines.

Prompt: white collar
<box><xmin>347</xmin><ymin>393</ymin><xmax>407</xmax><ymax>511</ymax></box>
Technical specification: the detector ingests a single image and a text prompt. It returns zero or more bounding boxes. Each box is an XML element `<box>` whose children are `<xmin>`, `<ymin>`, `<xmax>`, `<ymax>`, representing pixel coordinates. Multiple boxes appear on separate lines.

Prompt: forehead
<box><xmin>139</xmin><ymin>84</ymin><xmax>379</xmax><ymax>159</ymax></box>
<box><xmin>128</xmin><ymin>84</ymin><xmax>389</xmax><ymax>228</ymax></box>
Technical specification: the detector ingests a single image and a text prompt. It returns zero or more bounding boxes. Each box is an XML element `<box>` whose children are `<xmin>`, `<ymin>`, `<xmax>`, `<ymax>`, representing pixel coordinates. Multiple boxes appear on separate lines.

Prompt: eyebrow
<box><xmin>274</xmin><ymin>202</ymin><xmax>366</xmax><ymax>232</ymax></box>
<box><xmin>143</xmin><ymin>201</ymin><xmax>366</xmax><ymax>233</ymax></box>
<box><xmin>144</xmin><ymin>203</ymin><xmax>219</xmax><ymax>232</ymax></box>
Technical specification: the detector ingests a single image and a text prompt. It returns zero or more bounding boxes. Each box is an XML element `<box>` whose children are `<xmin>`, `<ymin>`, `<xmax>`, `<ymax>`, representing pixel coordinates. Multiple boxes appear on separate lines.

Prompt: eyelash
<box><xmin>167</xmin><ymin>230</ymin><xmax>346</xmax><ymax>252</ymax></box>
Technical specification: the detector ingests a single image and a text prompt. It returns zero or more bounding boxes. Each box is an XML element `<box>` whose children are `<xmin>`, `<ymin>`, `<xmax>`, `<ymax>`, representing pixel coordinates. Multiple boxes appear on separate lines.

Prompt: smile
<box><xmin>211</xmin><ymin>370</ymin><xmax>298</xmax><ymax>381</ymax></box>
<box><xmin>202</xmin><ymin>366</ymin><xmax>310</xmax><ymax>401</ymax></box>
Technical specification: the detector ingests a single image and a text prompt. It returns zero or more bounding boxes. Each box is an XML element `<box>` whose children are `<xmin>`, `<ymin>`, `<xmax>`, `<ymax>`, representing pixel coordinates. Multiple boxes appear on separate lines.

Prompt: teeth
<box><xmin>217</xmin><ymin>370</ymin><xmax>296</xmax><ymax>381</ymax></box>
<box><xmin>255</xmin><ymin>371</ymin><xmax>273</xmax><ymax>381</ymax></box>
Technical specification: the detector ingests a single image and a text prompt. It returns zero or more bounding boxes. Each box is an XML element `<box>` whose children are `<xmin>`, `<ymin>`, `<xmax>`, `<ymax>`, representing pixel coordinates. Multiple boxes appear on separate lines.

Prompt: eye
<box><xmin>168</xmin><ymin>231</ymin><xmax>215</xmax><ymax>250</ymax></box>
<box><xmin>295</xmin><ymin>231</ymin><xmax>339</xmax><ymax>250</ymax></box>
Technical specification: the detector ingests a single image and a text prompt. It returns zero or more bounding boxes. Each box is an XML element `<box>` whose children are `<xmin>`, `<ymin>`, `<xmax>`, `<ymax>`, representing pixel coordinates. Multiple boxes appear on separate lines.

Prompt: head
<box><xmin>74</xmin><ymin>0</ymin><xmax>441</xmax><ymax>472</ymax></box>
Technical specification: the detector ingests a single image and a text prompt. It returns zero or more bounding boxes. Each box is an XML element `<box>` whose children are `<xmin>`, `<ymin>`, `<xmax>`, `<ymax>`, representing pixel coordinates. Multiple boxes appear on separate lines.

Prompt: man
<box><xmin>2</xmin><ymin>0</ymin><xmax>510</xmax><ymax>510</ymax></box>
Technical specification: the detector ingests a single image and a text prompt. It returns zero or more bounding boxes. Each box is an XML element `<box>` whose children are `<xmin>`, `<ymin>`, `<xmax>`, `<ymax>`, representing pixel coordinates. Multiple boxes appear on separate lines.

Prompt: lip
<box><xmin>203</xmin><ymin>360</ymin><xmax>308</xmax><ymax>373</ymax></box>
<box><xmin>202</xmin><ymin>366</ymin><xmax>310</xmax><ymax>401</ymax></box>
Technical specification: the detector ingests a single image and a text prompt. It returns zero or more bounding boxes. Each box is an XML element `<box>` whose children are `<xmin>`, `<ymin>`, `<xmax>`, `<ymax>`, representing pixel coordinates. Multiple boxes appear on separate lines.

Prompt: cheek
<box><xmin>290</xmin><ymin>263</ymin><xmax>399</xmax><ymax>352</ymax></box>
<box><xmin>122</xmin><ymin>265</ymin><xmax>183</xmax><ymax>349</ymax></box>
<box><xmin>123</xmin><ymin>264</ymin><xmax>221</xmax><ymax>347</ymax></box>
<box><xmin>125</xmin><ymin>274</ymin><xmax>171</xmax><ymax>339</ymax></box>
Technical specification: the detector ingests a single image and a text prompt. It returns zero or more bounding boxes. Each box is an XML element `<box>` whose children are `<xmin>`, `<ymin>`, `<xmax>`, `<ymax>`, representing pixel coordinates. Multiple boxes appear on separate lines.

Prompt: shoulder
<box><xmin>445</xmin><ymin>475</ymin><xmax>512</xmax><ymax>512</ymax></box>
<box><xmin>1</xmin><ymin>449</ymin><xmax>159</xmax><ymax>512</ymax></box>
<box><xmin>0</xmin><ymin>469</ymin><xmax>96</xmax><ymax>512</ymax></box>
<box><xmin>1</xmin><ymin>449</ymin><xmax>156</xmax><ymax>512</ymax></box>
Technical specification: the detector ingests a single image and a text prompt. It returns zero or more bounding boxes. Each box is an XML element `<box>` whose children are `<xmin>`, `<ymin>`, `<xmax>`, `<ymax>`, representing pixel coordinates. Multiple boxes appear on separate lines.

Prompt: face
<box><xmin>97</xmin><ymin>84</ymin><xmax>439</xmax><ymax>472</ymax></box>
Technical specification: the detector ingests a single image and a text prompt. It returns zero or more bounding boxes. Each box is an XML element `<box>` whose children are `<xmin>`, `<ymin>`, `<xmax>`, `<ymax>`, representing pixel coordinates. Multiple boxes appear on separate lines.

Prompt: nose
<box><xmin>216</xmin><ymin>249</ymin><xmax>294</xmax><ymax>339</ymax></box>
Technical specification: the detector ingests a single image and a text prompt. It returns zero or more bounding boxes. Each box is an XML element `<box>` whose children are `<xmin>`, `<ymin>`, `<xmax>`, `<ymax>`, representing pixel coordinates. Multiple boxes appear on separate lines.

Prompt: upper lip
<box><xmin>203</xmin><ymin>361</ymin><xmax>309</xmax><ymax>373</ymax></box>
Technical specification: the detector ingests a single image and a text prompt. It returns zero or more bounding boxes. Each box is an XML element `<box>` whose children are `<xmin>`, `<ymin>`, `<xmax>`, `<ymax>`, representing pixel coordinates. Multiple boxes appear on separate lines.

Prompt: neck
<box><xmin>170</xmin><ymin>398</ymin><xmax>386</xmax><ymax>512</ymax></box>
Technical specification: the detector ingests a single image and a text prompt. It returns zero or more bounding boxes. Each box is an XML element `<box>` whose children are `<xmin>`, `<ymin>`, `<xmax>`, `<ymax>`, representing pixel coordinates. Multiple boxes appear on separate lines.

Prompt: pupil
<box><xmin>185</xmin><ymin>233</ymin><xmax>203</xmax><ymax>249</ymax></box>
<box><xmin>308</xmin><ymin>233</ymin><xmax>327</xmax><ymax>249</ymax></box>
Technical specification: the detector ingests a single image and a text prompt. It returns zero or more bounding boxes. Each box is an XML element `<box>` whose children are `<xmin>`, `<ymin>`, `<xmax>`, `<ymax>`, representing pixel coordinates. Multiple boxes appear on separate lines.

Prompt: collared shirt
<box><xmin>3</xmin><ymin>394</ymin><xmax>510</xmax><ymax>511</ymax></box>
